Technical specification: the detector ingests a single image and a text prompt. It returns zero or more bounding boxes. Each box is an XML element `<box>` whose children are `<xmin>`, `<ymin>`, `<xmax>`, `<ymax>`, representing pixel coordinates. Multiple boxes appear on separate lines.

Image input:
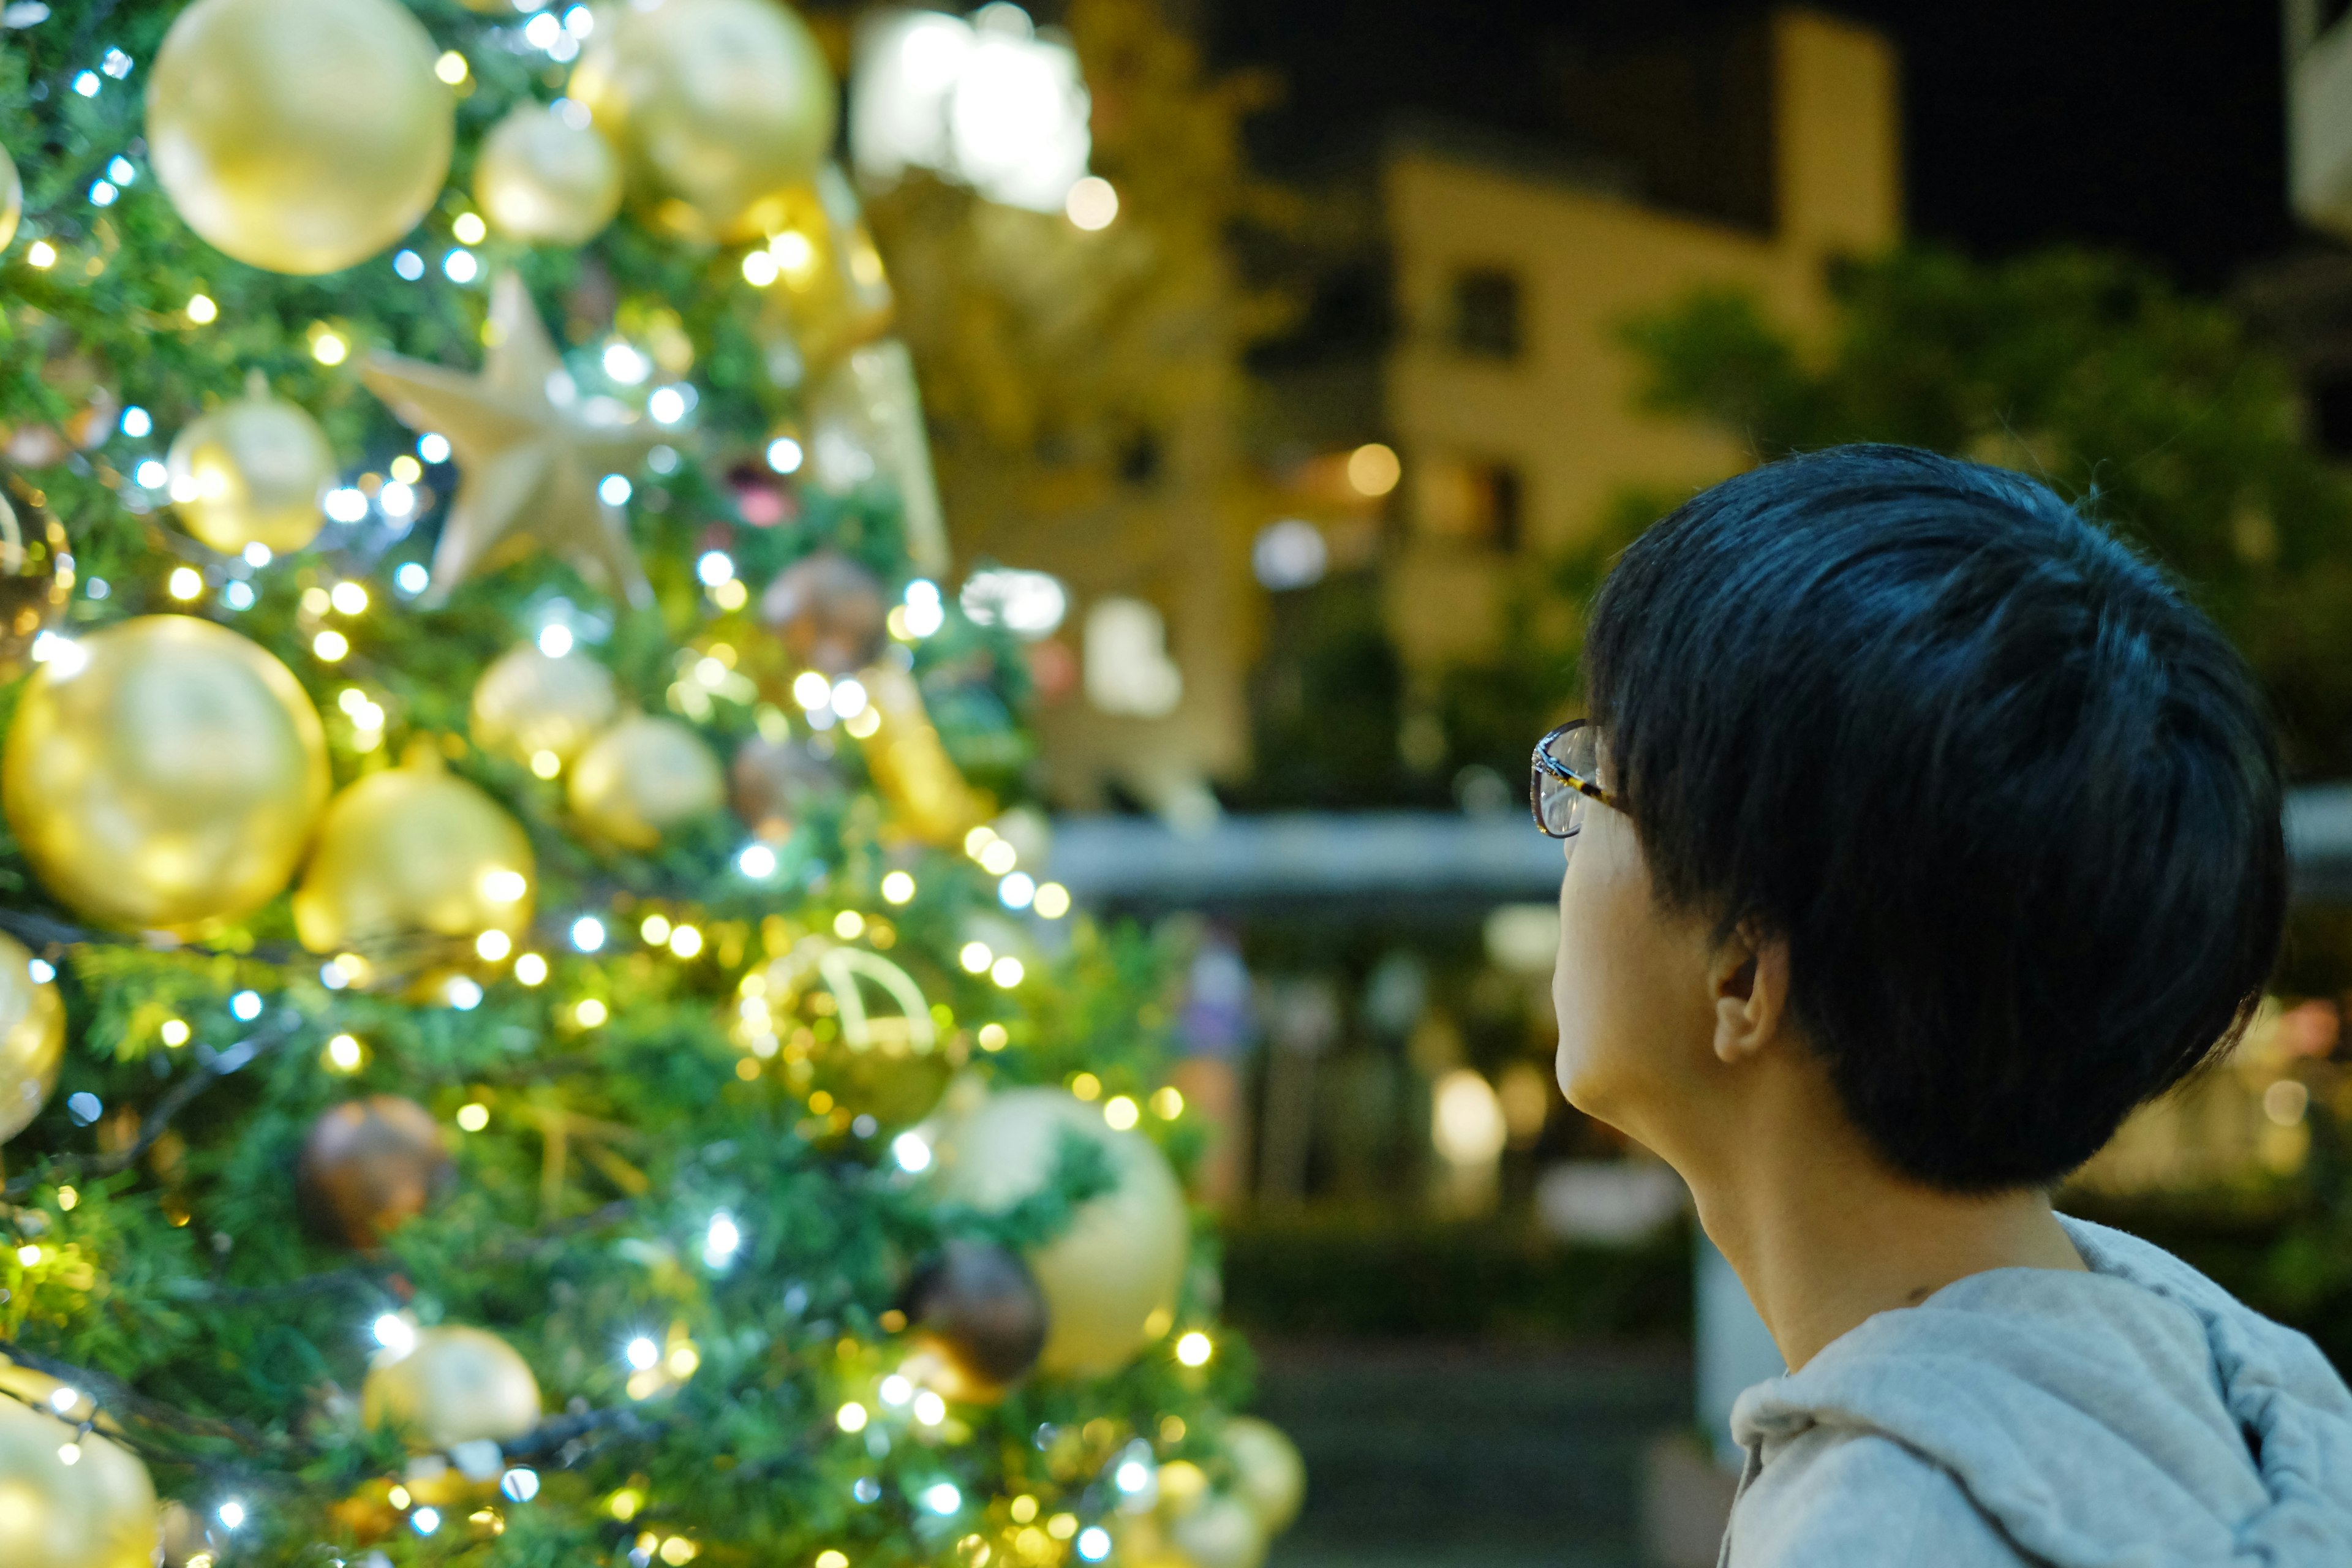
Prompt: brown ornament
<box><xmin>902</xmin><ymin>1239</ymin><xmax>1048</xmax><ymax>1400</ymax></box>
<box><xmin>760</xmin><ymin>549</ymin><xmax>887</xmax><ymax>677</ymax></box>
<box><xmin>729</xmin><ymin>732</ymin><xmax>837</xmax><ymax>842</ymax></box>
<box><xmin>298</xmin><ymin>1095</ymin><xmax>453</xmax><ymax>1249</ymax></box>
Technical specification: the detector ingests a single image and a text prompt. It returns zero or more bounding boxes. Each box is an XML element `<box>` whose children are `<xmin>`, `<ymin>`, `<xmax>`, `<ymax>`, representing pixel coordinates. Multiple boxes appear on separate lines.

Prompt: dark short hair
<box><xmin>1585</xmin><ymin>444</ymin><xmax>2285</xmax><ymax>1191</ymax></box>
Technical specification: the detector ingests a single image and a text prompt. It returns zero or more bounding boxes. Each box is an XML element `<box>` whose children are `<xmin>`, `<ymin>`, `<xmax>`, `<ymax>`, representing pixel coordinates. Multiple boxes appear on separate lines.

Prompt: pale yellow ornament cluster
<box><xmin>141</xmin><ymin>0</ymin><xmax>839</xmax><ymax>274</ymax></box>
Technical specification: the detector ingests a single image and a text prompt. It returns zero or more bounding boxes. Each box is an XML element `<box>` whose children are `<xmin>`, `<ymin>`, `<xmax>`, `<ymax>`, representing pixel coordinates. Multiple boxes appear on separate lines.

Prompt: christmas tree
<box><xmin>0</xmin><ymin>1</ymin><xmax>1300</xmax><ymax>1564</ymax></box>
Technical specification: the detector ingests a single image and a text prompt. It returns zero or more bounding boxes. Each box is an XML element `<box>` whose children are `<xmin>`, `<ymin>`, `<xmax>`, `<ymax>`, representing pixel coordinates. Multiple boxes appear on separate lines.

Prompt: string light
<box><xmin>668</xmin><ymin>923</ymin><xmax>703</xmax><ymax>959</ymax></box>
<box><xmin>186</xmin><ymin>292</ymin><xmax>217</xmax><ymax>322</ymax></box>
<box><xmin>26</xmin><ymin>241</ymin><xmax>56</xmax><ymax>270</ymax></box>
<box><xmin>330</xmin><ymin>580</ymin><xmax>368</xmax><ymax>614</ymax></box>
<box><xmin>500</xmin><ymin>1468</ymin><xmax>540</xmax><ymax>1502</ymax></box>
<box><xmin>881</xmin><ymin>871</ymin><xmax>916</xmax><ymax>903</ymax></box>
<box><xmin>834</xmin><ymin>911</ymin><xmax>866</xmax><ymax>940</ymax></box>
<box><xmin>990</xmin><ymin>956</ymin><xmax>1025</xmax><ymax>989</ymax></box>
<box><xmin>837</xmin><ymin>1402</ymin><xmax>869</xmax><ymax>1433</ymax></box>
<box><xmin>959</xmin><ymin>942</ymin><xmax>992</xmax><ymax>974</ymax></box>
<box><xmin>625</xmin><ymin>1336</ymin><xmax>660</xmax><ymax>1371</ymax></box>
<box><xmin>703</xmin><ymin>1211</ymin><xmax>741</xmax><ymax>1266</ymax></box>
<box><xmin>514</xmin><ymin>953</ymin><xmax>549</xmax><ymax>986</ymax></box>
<box><xmin>816</xmin><ymin>1553</ymin><xmax>850</xmax><ymax>1568</ymax></box>
<box><xmin>767</xmin><ymin>436</ymin><xmax>804</xmax><ymax>474</ymax></box>
<box><xmin>159</xmin><ymin>1017</ymin><xmax>191</xmax><ymax>1047</ymax></box>
<box><xmin>891</xmin><ymin>1131</ymin><xmax>932</xmax><ymax>1173</ymax></box>
<box><xmin>575</xmin><ymin>999</ymin><xmax>608</xmax><ymax>1027</ymax></box>
<box><xmin>923</xmin><ymin>1482</ymin><xmax>962</xmax><ymax>1515</ymax></box>
<box><xmin>1033</xmin><ymin>882</ymin><xmax>1072</xmax><ymax>919</ymax></box>
<box><xmin>878</xmin><ymin>1374</ymin><xmax>913</xmax><ymax>1406</ymax></box>
<box><xmin>167</xmin><ymin>566</ymin><xmax>203</xmax><ymax>601</ymax></box>
<box><xmin>978</xmin><ymin>840</ymin><xmax>1019</xmax><ymax>876</ymax></box>
<box><xmin>456</xmin><ymin>1103</ymin><xmax>491</xmax><ymax>1133</ymax></box>
<box><xmin>453</xmin><ymin>212</ymin><xmax>488</xmax><ymax>245</ymax></box>
<box><xmin>532</xmin><ymin>750</ymin><xmax>562</xmax><ymax>778</ymax></box>
<box><xmin>978</xmin><ymin>1023</ymin><xmax>1008</xmax><ymax>1052</ymax></box>
<box><xmin>641</xmin><ymin>913</ymin><xmax>671</xmax><ymax>946</ymax></box>
<box><xmin>313</xmin><ymin>630</ymin><xmax>350</xmax><ymax>662</ymax></box>
<box><xmin>571</xmin><ymin>916</ymin><xmax>607</xmax><ymax>952</ymax></box>
<box><xmin>1103</xmin><ymin>1095</ymin><xmax>1139</xmax><ymax>1131</ymax></box>
<box><xmin>998</xmin><ymin>872</ymin><xmax>1035</xmax><ymax>910</ymax></box>
<box><xmin>1175</xmin><ymin>1331</ymin><xmax>1212</xmax><ymax>1367</ymax></box>
<box><xmin>324</xmin><ymin>1033</ymin><xmax>364</xmax><ymax>1073</ymax></box>
<box><xmin>55</xmin><ymin>1187</ymin><xmax>77</xmax><ymax>1212</ymax></box>
<box><xmin>1151</xmin><ymin>1086</ymin><xmax>1184</xmax><ymax>1119</ymax></box>
<box><xmin>475</xmin><ymin>930</ymin><xmax>512</xmax><ymax>961</ymax></box>
<box><xmin>912</xmin><ymin>1390</ymin><xmax>947</xmax><ymax>1426</ymax></box>
<box><xmin>1069</xmin><ymin>1072</ymin><xmax>1101</xmax><ymax>1101</ymax></box>
<box><xmin>737</xmin><ymin>843</ymin><xmax>778</xmax><ymax>879</ymax></box>
<box><xmin>311</xmin><ymin>329</ymin><xmax>349</xmax><ymax>366</ymax></box>
<box><xmin>216</xmin><ymin>1501</ymin><xmax>246</xmax><ymax>1531</ymax></box>
<box><xmin>1075</xmin><ymin>1526</ymin><xmax>1111</xmax><ymax>1561</ymax></box>
<box><xmin>412</xmin><ymin>1506</ymin><xmax>441</xmax><ymax>1535</ymax></box>
<box><xmin>742</xmin><ymin>251</ymin><xmax>779</xmax><ymax>287</ymax></box>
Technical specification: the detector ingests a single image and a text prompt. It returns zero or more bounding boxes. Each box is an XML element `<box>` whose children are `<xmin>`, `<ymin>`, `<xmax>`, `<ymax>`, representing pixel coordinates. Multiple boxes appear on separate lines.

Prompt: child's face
<box><xmin>1550</xmin><ymin>793</ymin><xmax>1724</xmax><ymax>1160</ymax></box>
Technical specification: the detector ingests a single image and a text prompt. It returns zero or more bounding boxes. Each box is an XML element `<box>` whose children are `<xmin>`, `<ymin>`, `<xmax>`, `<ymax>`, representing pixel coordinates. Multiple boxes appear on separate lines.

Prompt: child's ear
<box><xmin>1711</xmin><ymin>923</ymin><xmax>1793</xmax><ymax>1066</ymax></box>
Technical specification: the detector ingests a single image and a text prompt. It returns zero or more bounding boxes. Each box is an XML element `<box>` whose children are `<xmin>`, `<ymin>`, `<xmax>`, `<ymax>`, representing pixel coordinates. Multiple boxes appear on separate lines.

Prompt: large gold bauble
<box><xmin>3</xmin><ymin>616</ymin><xmax>328</xmax><ymax>933</ymax></box>
<box><xmin>293</xmin><ymin>750</ymin><xmax>534</xmax><ymax>956</ymax></box>
<box><xmin>0</xmin><ymin>1394</ymin><xmax>160</xmax><ymax>1568</ymax></box>
<box><xmin>361</xmin><ymin>1325</ymin><xmax>541</xmax><ymax>1451</ymax></box>
<box><xmin>476</xmin><ymin>104</ymin><xmax>624</xmax><ymax>246</ymax></box>
<box><xmin>470</xmin><ymin>644</ymin><xmax>619</xmax><ymax>767</ymax></box>
<box><xmin>0</xmin><ymin>140</ymin><xmax>20</xmax><ymax>252</ymax></box>
<box><xmin>567</xmin><ymin>714</ymin><xmax>724</xmax><ymax>850</ymax></box>
<box><xmin>1222</xmin><ymin>1418</ymin><xmax>1306</xmax><ymax>1534</ymax></box>
<box><xmin>0</xmin><ymin>486</ymin><xmax>73</xmax><ymax>682</ymax></box>
<box><xmin>933</xmin><ymin>1088</ymin><xmax>1190</xmax><ymax>1376</ymax></box>
<box><xmin>0</xmin><ymin>931</ymin><xmax>64</xmax><ymax>1145</ymax></box>
<box><xmin>166</xmin><ymin>377</ymin><xmax>335</xmax><ymax>556</ymax></box>
<box><xmin>568</xmin><ymin>0</ymin><xmax>837</xmax><ymax>242</ymax></box>
<box><xmin>145</xmin><ymin>0</ymin><xmax>453</xmax><ymax>274</ymax></box>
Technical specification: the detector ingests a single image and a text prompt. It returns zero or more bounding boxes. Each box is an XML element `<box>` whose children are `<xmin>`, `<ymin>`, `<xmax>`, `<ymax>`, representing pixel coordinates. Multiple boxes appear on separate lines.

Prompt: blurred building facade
<box><xmin>1251</xmin><ymin>7</ymin><xmax>1902</xmax><ymax>671</ymax></box>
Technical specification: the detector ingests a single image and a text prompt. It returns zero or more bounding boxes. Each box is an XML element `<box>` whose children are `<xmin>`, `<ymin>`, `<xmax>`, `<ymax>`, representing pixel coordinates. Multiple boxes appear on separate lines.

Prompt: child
<box><xmin>1537</xmin><ymin>446</ymin><xmax>2352</xmax><ymax>1564</ymax></box>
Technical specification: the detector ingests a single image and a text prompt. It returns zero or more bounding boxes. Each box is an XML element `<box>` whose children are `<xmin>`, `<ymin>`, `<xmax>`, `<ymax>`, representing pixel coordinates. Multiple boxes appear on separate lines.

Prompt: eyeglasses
<box><xmin>1530</xmin><ymin>720</ymin><xmax>1618</xmax><ymax>839</ymax></box>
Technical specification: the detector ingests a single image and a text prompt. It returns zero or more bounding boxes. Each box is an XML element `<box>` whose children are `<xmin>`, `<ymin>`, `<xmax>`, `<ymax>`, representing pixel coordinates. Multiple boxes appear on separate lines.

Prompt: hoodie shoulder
<box><xmin>1728</xmin><ymin>1423</ymin><xmax>2030</xmax><ymax>1568</ymax></box>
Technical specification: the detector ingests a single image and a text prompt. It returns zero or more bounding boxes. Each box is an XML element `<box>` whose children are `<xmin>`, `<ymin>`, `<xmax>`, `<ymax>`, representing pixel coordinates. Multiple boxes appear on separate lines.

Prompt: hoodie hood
<box><xmin>1729</xmin><ymin>1216</ymin><xmax>2352</xmax><ymax>1567</ymax></box>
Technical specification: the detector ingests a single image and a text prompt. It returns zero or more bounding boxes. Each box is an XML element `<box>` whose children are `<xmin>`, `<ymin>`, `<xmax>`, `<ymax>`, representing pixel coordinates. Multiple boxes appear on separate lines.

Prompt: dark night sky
<box><xmin>1207</xmin><ymin>0</ymin><xmax>2306</xmax><ymax>292</ymax></box>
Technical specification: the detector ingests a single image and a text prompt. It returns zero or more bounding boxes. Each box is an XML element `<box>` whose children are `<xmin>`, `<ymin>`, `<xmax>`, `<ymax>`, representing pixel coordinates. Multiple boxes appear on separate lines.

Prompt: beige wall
<box><xmin>1381</xmin><ymin>9</ymin><xmax>1901</xmax><ymax>667</ymax></box>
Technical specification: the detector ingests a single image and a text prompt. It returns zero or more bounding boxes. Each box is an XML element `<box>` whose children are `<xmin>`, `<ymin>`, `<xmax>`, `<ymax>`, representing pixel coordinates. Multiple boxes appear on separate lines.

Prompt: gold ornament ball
<box><xmin>933</xmin><ymin>1087</ymin><xmax>1190</xmax><ymax>1377</ymax></box>
<box><xmin>470</xmin><ymin>643</ymin><xmax>619</xmax><ymax>767</ymax></box>
<box><xmin>145</xmin><ymin>0</ymin><xmax>454</xmax><ymax>274</ymax></box>
<box><xmin>293</xmin><ymin>749</ymin><xmax>535</xmax><ymax>955</ymax></box>
<box><xmin>3</xmin><ymin>616</ymin><xmax>328</xmax><ymax>933</ymax></box>
<box><xmin>476</xmin><ymin>104</ymin><xmax>625</xmax><ymax>245</ymax></box>
<box><xmin>0</xmin><ymin>931</ymin><xmax>64</xmax><ymax>1145</ymax></box>
<box><xmin>362</xmin><ymin>1325</ymin><xmax>541</xmax><ymax>1451</ymax></box>
<box><xmin>0</xmin><ymin>1395</ymin><xmax>159</xmax><ymax>1568</ymax></box>
<box><xmin>1222</xmin><ymin>1418</ymin><xmax>1306</xmax><ymax>1534</ymax></box>
<box><xmin>0</xmin><ymin>488</ymin><xmax>73</xmax><ymax>683</ymax></box>
<box><xmin>568</xmin><ymin>714</ymin><xmax>725</xmax><ymax>850</ymax></box>
<box><xmin>0</xmin><ymin>139</ymin><xmax>20</xmax><ymax>252</ymax></box>
<box><xmin>568</xmin><ymin>0</ymin><xmax>837</xmax><ymax>242</ymax></box>
<box><xmin>1167</xmin><ymin>1493</ymin><xmax>1269</xmax><ymax>1568</ymax></box>
<box><xmin>166</xmin><ymin>378</ymin><xmax>335</xmax><ymax>556</ymax></box>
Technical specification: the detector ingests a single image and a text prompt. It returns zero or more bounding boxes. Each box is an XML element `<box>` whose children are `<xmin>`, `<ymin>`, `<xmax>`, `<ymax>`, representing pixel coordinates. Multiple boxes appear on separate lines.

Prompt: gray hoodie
<box><xmin>1720</xmin><ymin>1215</ymin><xmax>2352</xmax><ymax>1566</ymax></box>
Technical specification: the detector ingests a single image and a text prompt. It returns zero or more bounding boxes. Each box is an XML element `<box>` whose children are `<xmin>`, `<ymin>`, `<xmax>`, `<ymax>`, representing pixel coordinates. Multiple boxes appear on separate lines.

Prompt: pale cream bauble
<box><xmin>166</xmin><ymin>377</ymin><xmax>336</xmax><ymax>556</ymax></box>
<box><xmin>470</xmin><ymin>643</ymin><xmax>619</xmax><ymax>767</ymax></box>
<box><xmin>145</xmin><ymin>0</ymin><xmax>453</xmax><ymax>274</ymax></box>
<box><xmin>1222</xmin><ymin>1417</ymin><xmax>1306</xmax><ymax>1534</ymax></box>
<box><xmin>0</xmin><ymin>139</ymin><xmax>20</xmax><ymax>252</ymax></box>
<box><xmin>361</xmin><ymin>1325</ymin><xmax>541</xmax><ymax>1450</ymax></box>
<box><xmin>2</xmin><ymin>615</ymin><xmax>328</xmax><ymax>932</ymax></box>
<box><xmin>932</xmin><ymin>1087</ymin><xmax>1190</xmax><ymax>1376</ymax></box>
<box><xmin>475</xmin><ymin>104</ymin><xmax>624</xmax><ymax>245</ymax></box>
<box><xmin>567</xmin><ymin>714</ymin><xmax>725</xmax><ymax>850</ymax></box>
<box><xmin>293</xmin><ymin>748</ymin><xmax>535</xmax><ymax>956</ymax></box>
<box><xmin>568</xmin><ymin>0</ymin><xmax>837</xmax><ymax>242</ymax></box>
<box><xmin>0</xmin><ymin>930</ymin><xmax>64</xmax><ymax>1144</ymax></box>
<box><xmin>1167</xmin><ymin>1493</ymin><xmax>1269</xmax><ymax>1568</ymax></box>
<box><xmin>0</xmin><ymin>1395</ymin><xmax>159</xmax><ymax>1568</ymax></box>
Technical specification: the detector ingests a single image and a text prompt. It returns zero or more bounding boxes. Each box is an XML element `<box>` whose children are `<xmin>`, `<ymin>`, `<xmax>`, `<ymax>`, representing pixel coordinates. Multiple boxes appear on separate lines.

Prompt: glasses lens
<box><xmin>1553</xmin><ymin>723</ymin><xmax>1599</xmax><ymax>778</ymax></box>
<box><xmin>1532</xmin><ymin>723</ymin><xmax>1595</xmax><ymax>837</ymax></box>
<box><xmin>1536</xmin><ymin>773</ymin><xmax>1585</xmax><ymax>836</ymax></box>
